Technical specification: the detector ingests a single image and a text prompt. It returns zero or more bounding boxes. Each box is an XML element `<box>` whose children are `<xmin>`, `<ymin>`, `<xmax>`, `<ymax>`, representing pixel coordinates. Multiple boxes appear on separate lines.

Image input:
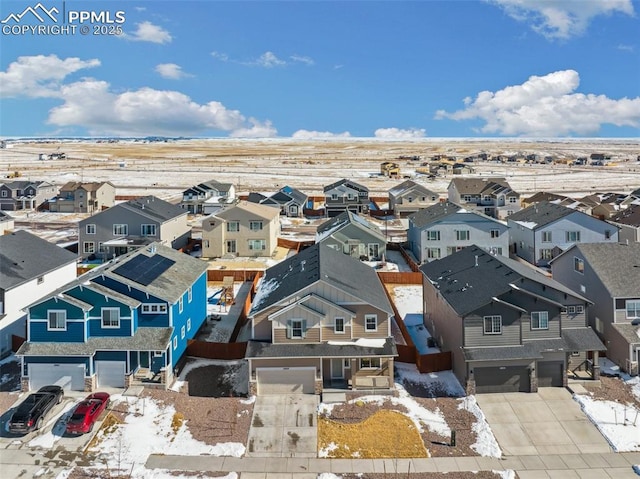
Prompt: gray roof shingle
<box><xmin>121</xmin><ymin>195</ymin><xmax>186</xmax><ymax>223</ymax></box>
<box><xmin>246</xmin><ymin>337</ymin><xmax>397</xmax><ymax>358</ymax></box>
<box><xmin>507</xmin><ymin>201</ymin><xmax>577</xmax><ymax>228</ymax></box>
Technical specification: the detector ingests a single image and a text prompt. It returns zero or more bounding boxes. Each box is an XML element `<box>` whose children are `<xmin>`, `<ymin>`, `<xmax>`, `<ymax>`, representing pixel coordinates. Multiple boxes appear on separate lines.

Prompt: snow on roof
<box><xmin>513</xmin><ymin>220</ymin><xmax>538</xmax><ymax>229</ymax></box>
<box><xmin>250</xmin><ymin>277</ymin><xmax>281</xmax><ymax>312</ymax></box>
<box><xmin>327</xmin><ymin>338</ymin><xmax>387</xmax><ymax>348</ymax></box>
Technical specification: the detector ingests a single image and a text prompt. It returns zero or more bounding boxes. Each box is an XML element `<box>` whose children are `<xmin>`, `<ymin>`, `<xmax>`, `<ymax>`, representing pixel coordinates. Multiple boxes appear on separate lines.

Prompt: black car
<box><xmin>8</xmin><ymin>385</ymin><xmax>64</xmax><ymax>434</ymax></box>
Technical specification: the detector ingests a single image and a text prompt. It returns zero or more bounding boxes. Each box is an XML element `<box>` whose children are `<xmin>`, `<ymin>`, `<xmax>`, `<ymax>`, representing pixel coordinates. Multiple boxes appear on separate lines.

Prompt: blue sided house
<box><xmin>16</xmin><ymin>243</ymin><xmax>208</xmax><ymax>391</ymax></box>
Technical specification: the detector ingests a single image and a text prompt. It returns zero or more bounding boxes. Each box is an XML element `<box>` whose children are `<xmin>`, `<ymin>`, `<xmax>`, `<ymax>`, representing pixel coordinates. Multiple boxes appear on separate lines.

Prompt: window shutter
<box><xmin>301</xmin><ymin>319</ymin><xmax>307</xmax><ymax>338</ymax></box>
<box><xmin>286</xmin><ymin>320</ymin><xmax>292</xmax><ymax>339</ymax></box>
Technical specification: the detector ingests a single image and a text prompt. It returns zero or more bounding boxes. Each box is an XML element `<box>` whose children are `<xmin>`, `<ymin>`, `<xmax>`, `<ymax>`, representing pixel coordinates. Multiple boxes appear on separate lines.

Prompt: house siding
<box><xmin>273</xmin><ymin>328</ymin><xmax>321</xmax><ymax>343</ymax></box>
<box><xmin>322</xmin><ymin>325</ymin><xmax>353</xmax><ymax>341</ymax></box>
<box><xmin>463</xmin><ymin>307</ymin><xmax>521</xmax><ymax>347</ymax></box>
<box><xmin>350</xmin><ymin>304</ymin><xmax>390</xmax><ymax>339</ymax></box>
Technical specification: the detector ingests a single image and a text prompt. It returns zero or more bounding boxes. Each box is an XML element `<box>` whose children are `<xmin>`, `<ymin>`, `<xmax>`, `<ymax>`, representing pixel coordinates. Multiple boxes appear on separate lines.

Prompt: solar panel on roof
<box><xmin>113</xmin><ymin>254</ymin><xmax>175</xmax><ymax>286</ymax></box>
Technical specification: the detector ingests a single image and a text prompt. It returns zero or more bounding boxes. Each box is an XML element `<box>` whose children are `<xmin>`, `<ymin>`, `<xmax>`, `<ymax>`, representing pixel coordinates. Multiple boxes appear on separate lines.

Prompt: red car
<box><xmin>65</xmin><ymin>392</ymin><xmax>110</xmax><ymax>435</ymax></box>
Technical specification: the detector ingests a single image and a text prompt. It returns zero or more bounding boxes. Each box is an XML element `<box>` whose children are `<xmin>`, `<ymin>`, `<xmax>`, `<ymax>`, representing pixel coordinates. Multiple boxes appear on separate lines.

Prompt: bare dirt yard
<box><xmin>582</xmin><ymin>376</ymin><xmax>640</xmax><ymax>409</ymax></box>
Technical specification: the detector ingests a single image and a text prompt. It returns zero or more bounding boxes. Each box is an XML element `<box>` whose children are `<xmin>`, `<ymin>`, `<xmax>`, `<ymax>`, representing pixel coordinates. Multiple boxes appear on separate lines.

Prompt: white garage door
<box><xmin>256</xmin><ymin>367</ymin><xmax>315</xmax><ymax>395</ymax></box>
<box><xmin>95</xmin><ymin>361</ymin><xmax>126</xmax><ymax>388</ymax></box>
<box><xmin>29</xmin><ymin>363</ymin><xmax>85</xmax><ymax>391</ymax></box>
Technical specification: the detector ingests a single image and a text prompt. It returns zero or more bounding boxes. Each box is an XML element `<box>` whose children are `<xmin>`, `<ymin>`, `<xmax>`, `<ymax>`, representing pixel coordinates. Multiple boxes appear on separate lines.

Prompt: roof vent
<box><xmin>474</xmin><ymin>255</ymin><xmax>478</xmax><ymax>267</ymax></box>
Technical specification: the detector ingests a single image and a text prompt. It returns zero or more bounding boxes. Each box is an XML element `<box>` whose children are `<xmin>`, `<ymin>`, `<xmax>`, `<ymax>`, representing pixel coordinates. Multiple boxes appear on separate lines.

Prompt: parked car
<box><xmin>65</xmin><ymin>392</ymin><xmax>110</xmax><ymax>435</ymax></box>
<box><xmin>8</xmin><ymin>385</ymin><xmax>64</xmax><ymax>434</ymax></box>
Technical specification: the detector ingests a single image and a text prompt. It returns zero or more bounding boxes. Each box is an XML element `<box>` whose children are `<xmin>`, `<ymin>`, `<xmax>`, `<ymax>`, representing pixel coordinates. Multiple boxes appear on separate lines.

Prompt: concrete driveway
<box><xmin>246</xmin><ymin>394</ymin><xmax>318</xmax><ymax>458</ymax></box>
<box><xmin>476</xmin><ymin>387</ymin><xmax>612</xmax><ymax>456</ymax></box>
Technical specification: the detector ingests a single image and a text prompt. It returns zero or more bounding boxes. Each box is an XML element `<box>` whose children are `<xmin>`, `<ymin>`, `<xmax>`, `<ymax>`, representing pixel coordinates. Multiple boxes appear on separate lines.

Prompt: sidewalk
<box><xmin>146</xmin><ymin>452</ymin><xmax>640</xmax><ymax>478</ymax></box>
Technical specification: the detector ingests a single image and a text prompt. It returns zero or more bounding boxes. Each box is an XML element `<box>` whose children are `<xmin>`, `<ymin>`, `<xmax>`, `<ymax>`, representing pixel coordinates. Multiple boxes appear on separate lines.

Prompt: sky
<box><xmin>0</xmin><ymin>0</ymin><xmax>639</xmax><ymax>138</ymax></box>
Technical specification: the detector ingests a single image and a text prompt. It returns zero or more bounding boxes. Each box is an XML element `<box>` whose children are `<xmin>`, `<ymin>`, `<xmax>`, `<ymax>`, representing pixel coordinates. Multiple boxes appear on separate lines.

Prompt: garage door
<box><xmin>537</xmin><ymin>361</ymin><xmax>563</xmax><ymax>387</ymax></box>
<box><xmin>474</xmin><ymin>366</ymin><xmax>530</xmax><ymax>393</ymax></box>
<box><xmin>29</xmin><ymin>363</ymin><xmax>85</xmax><ymax>391</ymax></box>
<box><xmin>95</xmin><ymin>361</ymin><xmax>126</xmax><ymax>388</ymax></box>
<box><xmin>256</xmin><ymin>367</ymin><xmax>315</xmax><ymax>395</ymax></box>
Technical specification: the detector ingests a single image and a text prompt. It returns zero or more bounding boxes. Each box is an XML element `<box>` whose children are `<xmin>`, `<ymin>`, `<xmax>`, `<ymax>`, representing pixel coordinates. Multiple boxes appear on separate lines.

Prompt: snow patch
<box><xmin>458</xmin><ymin>396</ymin><xmax>502</xmax><ymax>457</ymax></box>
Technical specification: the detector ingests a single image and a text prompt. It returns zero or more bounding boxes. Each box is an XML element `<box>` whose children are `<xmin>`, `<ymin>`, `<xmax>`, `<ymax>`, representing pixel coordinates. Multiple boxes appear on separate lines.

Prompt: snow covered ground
<box><xmin>391</xmin><ymin>285</ymin><xmax>440</xmax><ymax>354</ymax></box>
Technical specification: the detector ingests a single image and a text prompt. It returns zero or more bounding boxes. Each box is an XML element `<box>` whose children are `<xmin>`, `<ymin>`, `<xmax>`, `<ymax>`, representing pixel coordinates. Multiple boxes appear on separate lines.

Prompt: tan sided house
<box><xmin>246</xmin><ymin>243</ymin><xmax>397</xmax><ymax>395</ymax></box>
<box><xmin>201</xmin><ymin>201</ymin><xmax>280</xmax><ymax>258</ymax></box>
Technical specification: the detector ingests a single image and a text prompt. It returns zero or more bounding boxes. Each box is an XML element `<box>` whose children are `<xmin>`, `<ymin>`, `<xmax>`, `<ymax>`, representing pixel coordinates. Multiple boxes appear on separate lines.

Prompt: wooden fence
<box><xmin>207</xmin><ymin>270</ymin><xmax>262</xmax><ymax>282</ymax></box>
<box><xmin>186</xmin><ymin>340</ymin><xmax>247</xmax><ymax>360</ymax></box>
<box><xmin>12</xmin><ymin>335</ymin><xmax>25</xmax><ymax>353</ymax></box>
<box><xmin>277</xmin><ymin>237</ymin><xmax>314</xmax><ymax>251</ymax></box>
<box><xmin>377</xmin><ymin>271</ymin><xmax>423</xmax><ymax>284</ymax></box>
<box><xmin>229</xmin><ymin>272</ymin><xmax>262</xmax><ymax>342</ymax></box>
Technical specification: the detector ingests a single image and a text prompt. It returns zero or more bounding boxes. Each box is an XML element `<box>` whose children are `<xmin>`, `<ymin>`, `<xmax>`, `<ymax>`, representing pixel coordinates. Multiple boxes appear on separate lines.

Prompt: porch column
<box><xmin>592</xmin><ymin>351</ymin><xmax>600</xmax><ymax>380</ymax></box>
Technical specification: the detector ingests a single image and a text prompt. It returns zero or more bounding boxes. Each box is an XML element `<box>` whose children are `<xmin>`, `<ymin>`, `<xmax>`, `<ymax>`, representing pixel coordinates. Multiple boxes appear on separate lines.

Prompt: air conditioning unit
<box><xmin>625</xmin><ymin>359</ymin><xmax>639</xmax><ymax>376</ymax></box>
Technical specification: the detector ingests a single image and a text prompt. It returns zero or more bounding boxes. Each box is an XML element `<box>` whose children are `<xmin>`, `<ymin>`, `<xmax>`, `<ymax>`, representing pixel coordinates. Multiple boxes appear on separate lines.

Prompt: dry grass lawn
<box><xmin>318</xmin><ymin>409</ymin><xmax>428</xmax><ymax>458</ymax></box>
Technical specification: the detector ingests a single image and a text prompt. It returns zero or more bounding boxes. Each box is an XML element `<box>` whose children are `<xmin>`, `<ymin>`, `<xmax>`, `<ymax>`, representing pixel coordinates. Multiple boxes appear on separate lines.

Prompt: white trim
<box><xmin>47</xmin><ymin>310</ymin><xmax>67</xmax><ymax>331</ymax></box>
<box><xmin>101</xmin><ymin>307</ymin><xmax>121</xmax><ymax>328</ymax></box>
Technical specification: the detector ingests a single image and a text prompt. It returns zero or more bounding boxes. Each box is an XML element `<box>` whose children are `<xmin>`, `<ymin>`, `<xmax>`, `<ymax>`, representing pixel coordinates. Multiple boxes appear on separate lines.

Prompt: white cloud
<box><xmin>229</xmin><ymin>118</ymin><xmax>278</xmax><ymax>138</ymax></box>
<box><xmin>617</xmin><ymin>44</ymin><xmax>634</xmax><ymax>52</ymax></box>
<box><xmin>374</xmin><ymin>127</ymin><xmax>426</xmax><ymax>139</ymax></box>
<box><xmin>0</xmin><ymin>54</ymin><xmax>100</xmax><ymax>98</ymax></box>
<box><xmin>292</xmin><ymin>129</ymin><xmax>351</xmax><ymax>139</ymax></box>
<box><xmin>489</xmin><ymin>0</ymin><xmax>635</xmax><ymax>39</ymax></box>
<box><xmin>254</xmin><ymin>51</ymin><xmax>286</xmax><ymax>68</ymax></box>
<box><xmin>290</xmin><ymin>55</ymin><xmax>315</xmax><ymax>66</ymax></box>
<box><xmin>155</xmin><ymin>63</ymin><xmax>191</xmax><ymax>80</ymax></box>
<box><xmin>126</xmin><ymin>21</ymin><xmax>172</xmax><ymax>44</ymax></box>
<box><xmin>435</xmin><ymin>69</ymin><xmax>640</xmax><ymax>136</ymax></box>
<box><xmin>211</xmin><ymin>51</ymin><xmax>229</xmax><ymax>62</ymax></box>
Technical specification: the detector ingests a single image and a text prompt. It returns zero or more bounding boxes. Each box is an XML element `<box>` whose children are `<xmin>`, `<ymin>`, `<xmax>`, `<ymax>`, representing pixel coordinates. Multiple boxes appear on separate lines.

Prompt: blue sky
<box><xmin>1</xmin><ymin>0</ymin><xmax>639</xmax><ymax>138</ymax></box>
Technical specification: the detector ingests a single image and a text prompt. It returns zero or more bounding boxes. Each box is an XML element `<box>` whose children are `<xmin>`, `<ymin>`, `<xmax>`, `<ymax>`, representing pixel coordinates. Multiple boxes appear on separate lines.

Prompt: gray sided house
<box><xmin>388</xmin><ymin>180</ymin><xmax>440</xmax><ymax>217</ymax></box>
<box><xmin>0</xmin><ymin>231</ymin><xmax>78</xmax><ymax>356</ymax></box>
<box><xmin>180</xmin><ymin>179</ymin><xmax>236</xmax><ymax>215</ymax></box>
<box><xmin>508</xmin><ymin>201</ymin><xmax>619</xmax><ymax>267</ymax></box>
<box><xmin>323</xmin><ymin>179</ymin><xmax>370</xmax><ymax>218</ymax></box>
<box><xmin>550</xmin><ymin>242</ymin><xmax>640</xmax><ymax>375</ymax></box>
<box><xmin>0</xmin><ymin>211</ymin><xmax>14</xmax><ymax>234</ymax></box>
<box><xmin>315</xmin><ymin>211</ymin><xmax>387</xmax><ymax>261</ymax></box>
<box><xmin>246</xmin><ymin>243</ymin><xmax>396</xmax><ymax>395</ymax></box>
<box><xmin>49</xmin><ymin>181</ymin><xmax>116</xmax><ymax>213</ymax></box>
<box><xmin>78</xmin><ymin>196</ymin><xmax>190</xmax><ymax>261</ymax></box>
<box><xmin>447</xmin><ymin>177</ymin><xmax>520</xmax><ymax>219</ymax></box>
<box><xmin>407</xmin><ymin>201</ymin><xmax>509</xmax><ymax>264</ymax></box>
<box><xmin>0</xmin><ymin>180</ymin><xmax>57</xmax><ymax>211</ymax></box>
<box><xmin>420</xmin><ymin>245</ymin><xmax>605</xmax><ymax>394</ymax></box>
<box><xmin>608</xmin><ymin>204</ymin><xmax>640</xmax><ymax>243</ymax></box>
<box><xmin>248</xmin><ymin>186</ymin><xmax>309</xmax><ymax>218</ymax></box>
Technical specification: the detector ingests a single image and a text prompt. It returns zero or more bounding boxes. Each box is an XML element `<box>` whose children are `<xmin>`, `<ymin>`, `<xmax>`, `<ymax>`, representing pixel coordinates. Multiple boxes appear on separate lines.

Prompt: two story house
<box><xmin>246</xmin><ymin>243</ymin><xmax>396</xmax><ymax>395</ymax></box>
<box><xmin>180</xmin><ymin>179</ymin><xmax>236</xmax><ymax>215</ymax></box>
<box><xmin>447</xmin><ymin>177</ymin><xmax>520</xmax><ymax>219</ymax></box>
<box><xmin>201</xmin><ymin>201</ymin><xmax>280</xmax><ymax>258</ymax></box>
<box><xmin>324</xmin><ymin>179</ymin><xmax>370</xmax><ymax>218</ymax></box>
<box><xmin>0</xmin><ymin>180</ymin><xmax>57</xmax><ymax>211</ymax></box>
<box><xmin>550</xmin><ymin>242</ymin><xmax>640</xmax><ymax>375</ymax></box>
<box><xmin>420</xmin><ymin>245</ymin><xmax>605</xmax><ymax>394</ymax></box>
<box><xmin>407</xmin><ymin>201</ymin><xmax>509</xmax><ymax>263</ymax></box>
<box><xmin>608</xmin><ymin>204</ymin><xmax>640</xmax><ymax>243</ymax></box>
<box><xmin>315</xmin><ymin>211</ymin><xmax>387</xmax><ymax>261</ymax></box>
<box><xmin>508</xmin><ymin>201</ymin><xmax>619</xmax><ymax>266</ymax></box>
<box><xmin>78</xmin><ymin>196</ymin><xmax>190</xmax><ymax>261</ymax></box>
<box><xmin>380</xmin><ymin>162</ymin><xmax>400</xmax><ymax>178</ymax></box>
<box><xmin>49</xmin><ymin>181</ymin><xmax>116</xmax><ymax>213</ymax></box>
<box><xmin>0</xmin><ymin>231</ymin><xmax>78</xmax><ymax>357</ymax></box>
<box><xmin>388</xmin><ymin>180</ymin><xmax>440</xmax><ymax>217</ymax></box>
<box><xmin>247</xmin><ymin>186</ymin><xmax>309</xmax><ymax>217</ymax></box>
<box><xmin>17</xmin><ymin>243</ymin><xmax>208</xmax><ymax>391</ymax></box>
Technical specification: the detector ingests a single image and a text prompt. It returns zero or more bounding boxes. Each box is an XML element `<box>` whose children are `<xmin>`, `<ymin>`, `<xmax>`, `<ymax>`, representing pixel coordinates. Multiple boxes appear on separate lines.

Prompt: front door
<box><xmin>139</xmin><ymin>351</ymin><xmax>150</xmax><ymax>368</ymax></box>
<box><xmin>331</xmin><ymin>359</ymin><xmax>344</xmax><ymax>379</ymax></box>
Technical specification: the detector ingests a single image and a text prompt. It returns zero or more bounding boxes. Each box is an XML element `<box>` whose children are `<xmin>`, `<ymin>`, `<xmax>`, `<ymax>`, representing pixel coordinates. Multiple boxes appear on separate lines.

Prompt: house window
<box><xmin>426</xmin><ymin>230</ymin><xmax>440</xmax><ymax>241</ymax></box>
<box><xmin>463</xmin><ymin>195</ymin><xmax>471</xmax><ymax>202</ymax></box>
<box><xmin>347</xmin><ymin>193</ymin><xmax>354</xmax><ymax>200</ymax></box>
<box><xmin>531</xmin><ymin>311</ymin><xmax>549</xmax><ymax>330</ymax></box>
<box><xmin>248</xmin><ymin>239</ymin><xmax>266</xmax><ymax>250</ymax></box>
<box><xmin>48</xmin><ymin>310</ymin><xmax>66</xmax><ymax>330</ymax></box>
<box><xmin>102</xmin><ymin>308</ymin><xmax>120</xmax><ymax>328</ymax></box>
<box><xmin>331</xmin><ymin>194</ymin><xmax>338</xmax><ymax>200</ymax></box>
<box><xmin>249</xmin><ymin>221</ymin><xmax>263</xmax><ymax>231</ymax></box>
<box><xmin>360</xmin><ymin>357</ymin><xmax>381</xmax><ymax>369</ymax></box>
<box><xmin>98</xmin><ymin>242</ymin><xmax>106</xmax><ymax>253</ymax></box>
<box><xmin>187</xmin><ymin>318</ymin><xmax>191</xmax><ymax>331</ymax></box>
<box><xmin>483</xmin><ymin>315</ymin><xmax>502</xmax><ymax>335</ymax></box>
<box><xmin>509</xmin><ymin>197</ymin><xmax>517</xmax><ymax>203</ymax></box>
<box><xmin>343</xmin><ymin>359</ymin><xmax>351</xmax><ymax>368</ymax></box>
<box><xmin>426</xmin><ymin>247</ymin><xmax>440</xmax><ymax>259</ymax></box>
<box><xmin>576</xmin><ymin>305</ymin><xmax>584</xmax><ymax>313</ymax></box>
<box><xmin>566</xmin><ymin>231</ymin><xmax>581</xmax><ymax>242</ymax></box>
<box><xmin>113</xmin><ymin>224</ymin><xmax>128</xmax><ymax>236</ymax></box>
<box><xmin>421</xmin><ymin>196</ymin><xmax>426</xmax><ymax>202</ymax></box>
<box><xmin>141</xmin><ymin>224</ymin><xmax>157</xmax><ymax>236</ymax></box>
<box><xmin>226</xmin><ymin>221</ymin><xmax>239</xmax><ymax>232</ymax></box>
<box><xmin>0</xmin><ymin>190</ymin><xmax>7</xmax><ymax>197</ymax></box>
<box><xmin>173</xmin><ymin>336</ymin><xmax>177</xmax><ymax>349</ymax></box>
<box><xmin>83</xmin><ymin>242</ymin><xmax>95</xmax><ymax>254</ymax></box>
<box><xmin>365</xmin><ymin>314</ymin><xmax>377</xmax><ymax>332</ymax></box>
<box><xmin>86</xmin><ymin>224</ymin><xmax>96</xmax><ymax>234</ymax></box>
<box><xmin>179</xmin><ymin>296</ymin><xmax>184</xmax><ymax>313</ymax></box>
<box><xmin>142</xmin><ymin>303</ymin><xmax>167</xmax><ymax>314</ymax></box>
<box><xmin>181</xmin><ymin>325</ymin><xmax>185</xmax><ymax>339</ymax></box>
<box><xmin>626</xmin><ymin>300</ymin><xmax>640</xmax><ymax>319</ymax></box>
<box><xmin>455</xmin><ymin>230</ymin><xmax>470</xmax><ymax>241</ymax></box>
<box><xmin>540</xmin><ymin>249</ymin><xmax>553</xmax><ymax>260</ymax></box>
<box><xmin>541</xmin><ymin>231</ymin><xmax>552</xmax><ymax>242</ymax></box>
<box><xmin>490</xmin><ymin>229</ymin><xmax>500</xmax><ymax>238</ymax></box>
<box><xmin>37</xmin><ymin>276</ymin><xmax>44</xmax><ymax>285</ymax></box>
<box><xmin>574</xmin><ymin>257</ymin><xmax>584</xmax><ymax>274</ymax></box>
<box><xmin>580</xmin><ymin>284</ymin><xmax>586</xmax><ymax>293</ymax></box>
<box><xmin>604</xmin><ymin>230</ymin><xmax>612</xmax><ymax>240</ymax></box>
<box><xmin>567</xmin><ymin>306</ymin><xmax>576</xmax><ymax>314</ymax></box>
<box><xmin>334</xmin><ymin>317</ymin><xmax>345</xmax><ymax>334</ymax></box>
<box><xmin>188</xmin><ymin>286</ymin><xmax>192</xmax><ymax>303</ymax></box>
<box><xmin>288</xmin><ymin>319</ymin><xmax>306</xmax><ymax>339</ymax></box>
<box><xmin>507</xmin><ymin>210</ymin><xmax>514</xmax><ymax>216</ymax></box>
<box><xmin>226</xmin><ymin>240</ymin><xmax>237</xmax><ymax>254</ymax></box>
<box><xmin>407</xmin><ymin>197</ymin><xmax>414</xmax><ymax>203</ymax></box>
<box><xmin>368</xmin><ymin>243</ymin><xmax>379</xmax><ymax>258</ymax></box>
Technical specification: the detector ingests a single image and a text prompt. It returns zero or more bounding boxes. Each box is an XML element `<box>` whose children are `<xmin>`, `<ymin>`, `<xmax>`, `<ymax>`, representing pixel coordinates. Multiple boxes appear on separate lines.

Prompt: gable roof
<box><xmin>316</xmin><ymin>210</ymin><xmax>384</xmax><ymax>241</ymax></box>
<box><xmin>420</xmin><ymin>245</ymin><xmax>586</xmax><ymax>317</ymax></box>
<box><xmin>0</xmin><ymin>230</ymin><xmax>77</xmax><ymax>291</ymax></box>
<box><xmin>409</xmin><ymin>200</ymin><xmax>505</xmax><ymax>229</ymax></box>
<box><xmin>524</xmin><ymin>192</ymin><xmax>569</xmax><ymax>204</ymax></box>
<box><xmin>250</xmin><ymin>243</ymin><xmax>393</xmax><ymax>316</ymax></box>
<box><xmin>120</xmin><ymin>196</ymin><xmax>186</xmax><ymax>223</ymax></box>
<box><xmin>448</xmin><ymin>177</ymin><xmax>511</xmax><ymax>195</ymax></box>
<box><xmin>279</xmin><ymin>185</ymin><xmax>308</xmax><ymax>204</ymax></box>
<box><xmin>553</xmin><ymin>242</ymin><xmax>640</xmax><ymax>298</ymax></box>
<box><xmin>215</xmin><ymin>200</ymin><xmax>281</xmax><ymax>221</ymax></box>
<box><xmin>507</xmin><ymin>201</ymin><xmax>580</xmax><ymax>229</ymax></box>
<box><xmin>609</xmin><ymin>204</ymin><xmax>640</xmax><ymax>227</ymax></box>
<box><xmin>388</xmin><ymin>179</ymin><xmax>437</xmax><ymax>197</ymax></box>
<box><xmin>60</xmin><ymin>181</ymin><xmax>112</xmax><ymax>192</ymax></box>
<box><xmin>323</xmin><ymin>178</ymin><xmax>369</xmax><ymax>194</ymax></box>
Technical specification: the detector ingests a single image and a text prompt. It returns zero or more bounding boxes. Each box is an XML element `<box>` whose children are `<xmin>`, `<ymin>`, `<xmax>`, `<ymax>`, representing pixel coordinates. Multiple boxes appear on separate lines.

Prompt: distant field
<box><xmin>1</xmin><ymin>139</ymin><xmax>639</xmax><ymax>199</ymax></box>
